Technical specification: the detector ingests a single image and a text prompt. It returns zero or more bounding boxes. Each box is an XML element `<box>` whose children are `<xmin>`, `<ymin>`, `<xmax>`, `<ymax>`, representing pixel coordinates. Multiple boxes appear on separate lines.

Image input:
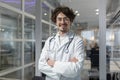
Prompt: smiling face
<box><xmin>56</xmin><ymin>12</ymin><xmax>71</xmax><ymax>34</ymax></box>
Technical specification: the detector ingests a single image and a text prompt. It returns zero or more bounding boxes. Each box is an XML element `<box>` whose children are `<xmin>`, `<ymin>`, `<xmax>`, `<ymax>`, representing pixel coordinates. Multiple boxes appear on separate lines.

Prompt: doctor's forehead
<box><xmin>57</xmin><ymin>12</ymin><xmax>68</xmax><ymax>18</ymax></box>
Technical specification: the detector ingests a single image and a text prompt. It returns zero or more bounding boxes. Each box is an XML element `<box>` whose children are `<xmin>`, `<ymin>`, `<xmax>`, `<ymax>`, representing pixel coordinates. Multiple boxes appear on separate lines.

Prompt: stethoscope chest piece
<box><xmin>65</xmin><ymin>49</ymin><xmax>69</xmax><ymax>54</ymax></box>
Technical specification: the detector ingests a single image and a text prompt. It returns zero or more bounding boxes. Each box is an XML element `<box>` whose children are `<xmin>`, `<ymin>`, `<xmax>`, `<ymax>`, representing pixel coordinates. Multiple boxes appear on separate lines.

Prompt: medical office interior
<box><xmin>0</xmin><ymin>0</ymin><xmax>120</xmax><ymax>80</ymax></box>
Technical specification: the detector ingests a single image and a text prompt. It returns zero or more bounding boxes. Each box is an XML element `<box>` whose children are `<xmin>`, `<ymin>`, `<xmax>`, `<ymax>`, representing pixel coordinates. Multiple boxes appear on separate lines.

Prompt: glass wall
<box><xmin>0</xmin><ymin>0</ymin><xmax>35</xmax><ymax>80</ymax></box>
<box><xmin>0</xmin><ymin>41</ymin><xmax>22</xmax><ymax>70</ymax></box>
<box><xmin>42</xmin><ymin>3</ymin><xmax>50</xmax><ymax>22</ymax></box>
<box><xmin>44</xmin><ymin>0</ymin><xmax>60</xmax><ymax>7</ymax></box>
<box><xmin>106</xmin><ymin>27</ymin><xmax>120</xmax><ymax>80</ymax></box>
<box><xmin>0</xmin><ymin>8</ymin><xmax>22</xmax><ymax>39</ymax></box>
<box><xmin>0</xmin><ymin>0</ymin><xmax>21</xmax><ymax>10</ymax></box>
<box><xmin>41</xmin><ymin>1</ymin><xmax>57</xmax><ymax>47</ymax></box>
<box><xmin>106</xmin><ymin>0</ymin><xmax>120</xmax><ymax>79</ymax></box>
<box><xmin>1</xmin><ymin>70</ymin><xmax>22</xmax><ymax>80</ymax></box>
<box><xmin>24</xmin><ymin>42</ymin><xmax>35</xmax><ymax>64</ymax></box>
<box><xmin>0</xmin><ymin>0</ymin><xmax>58</xmax><ymax>80</ymax></box>
<box><xmin>42</xmin><ymin>23</ymin><xmax>50</xmax><ymax>40</ymax></box>
<box><xmin>24</xmin><ymin>66</ymin><xmax>35</xmax><ymax>80</ymax></box>
<box><xmin>51</xmin><ymin>25</ymin><xmax>57</xmax><ymax>36</ymax></box>
<box><xmin>0</xmin><ymin>7</ymin><xmax>22</xmax><ymax>71</ymax></box>
<box><xmin>80</xmin><ymin>29</ymin><xmax>99</xmax><ymax>80</ymax></box>
<box><xmin>24</xmin><ymin>17</ymin><xmax>35</xmax><ymax>39</ymax></box>
<box><xmin>25</xmin><ymin>0</ymin><xmax>36</xmax><ymax>15</ymax></box>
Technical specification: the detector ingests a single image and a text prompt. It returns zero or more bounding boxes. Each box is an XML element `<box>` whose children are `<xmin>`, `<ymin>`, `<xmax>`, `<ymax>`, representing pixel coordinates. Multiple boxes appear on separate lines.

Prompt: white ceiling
<box><xmin>60</xmin><ymin>0</ymin><xmax>99</xmax><ymax>28</ymax></box>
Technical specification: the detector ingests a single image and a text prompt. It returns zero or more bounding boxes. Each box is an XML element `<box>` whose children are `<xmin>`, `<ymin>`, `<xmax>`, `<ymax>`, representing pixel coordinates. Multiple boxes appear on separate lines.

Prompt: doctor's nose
<box><xmin>61</xmin><ymin>18</ymin><xmax>66</xmax><ymax>23</ymax></box>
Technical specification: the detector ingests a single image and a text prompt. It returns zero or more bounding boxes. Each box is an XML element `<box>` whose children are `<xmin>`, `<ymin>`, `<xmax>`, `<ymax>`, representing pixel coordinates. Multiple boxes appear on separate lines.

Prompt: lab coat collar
<box><xmin>54</xmin><ymin>31</ymin><xmax>74</xmax><ymax>50</ymax></box>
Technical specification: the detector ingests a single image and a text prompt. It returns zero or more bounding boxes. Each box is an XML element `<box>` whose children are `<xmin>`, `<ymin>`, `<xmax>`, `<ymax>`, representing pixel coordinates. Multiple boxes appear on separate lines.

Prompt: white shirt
<box><xmin>38</xmin><ymin>31</ymin><xmax>85</xmax><ymax>80</ymax></box>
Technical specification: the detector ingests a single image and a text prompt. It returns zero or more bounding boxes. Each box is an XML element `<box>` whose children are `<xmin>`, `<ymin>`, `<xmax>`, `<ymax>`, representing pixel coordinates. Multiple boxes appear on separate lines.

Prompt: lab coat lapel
<box><xmin>59</xmin><ymin>36</ymin><xmax>69</xmax><ymax>49</ymax></box>
<box><xmin>54</xmin><ymin>35</ymin><xmax>60</xmax><ymax>47</ymax></box>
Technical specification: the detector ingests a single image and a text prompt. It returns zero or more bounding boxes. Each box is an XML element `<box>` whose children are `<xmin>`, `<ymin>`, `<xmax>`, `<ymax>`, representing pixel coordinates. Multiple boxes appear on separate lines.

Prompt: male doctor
<box><xmin>38</xmin><ymin>6</ymin><xmax>84</xmax><ymax>80</ymax></box>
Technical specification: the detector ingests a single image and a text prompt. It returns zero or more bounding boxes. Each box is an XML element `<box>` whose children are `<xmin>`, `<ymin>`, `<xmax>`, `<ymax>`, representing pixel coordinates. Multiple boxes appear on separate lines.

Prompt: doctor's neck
<box><xmin>58</xmin><ymin>30</ymin><xmax>69</xmax><ymax>36</ymax></box>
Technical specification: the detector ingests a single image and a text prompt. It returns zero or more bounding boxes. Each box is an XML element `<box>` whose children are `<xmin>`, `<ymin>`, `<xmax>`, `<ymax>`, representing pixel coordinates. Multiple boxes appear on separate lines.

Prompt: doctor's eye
<box><xmin>57</xmin><ymin>17</ymin><xmax>70</xmax><ymax>22</ymax></box>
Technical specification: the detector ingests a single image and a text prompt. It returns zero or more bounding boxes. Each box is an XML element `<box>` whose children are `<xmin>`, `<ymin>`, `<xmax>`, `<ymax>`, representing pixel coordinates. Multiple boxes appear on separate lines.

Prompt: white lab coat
<box><xmin>38</xmin><ymin>31</ymin><xmax>84</xmax><ymax>80</ymax></box>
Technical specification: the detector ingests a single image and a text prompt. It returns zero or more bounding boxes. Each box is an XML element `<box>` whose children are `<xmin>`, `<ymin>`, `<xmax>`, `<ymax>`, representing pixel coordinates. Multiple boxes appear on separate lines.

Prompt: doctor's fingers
<box><xmin>47</xmin><ymin>59</ymin><xmax>55</xmax><ymax>67</ymax></box>
<box><xmin>69</xmin><ymin>57</ymin><xmax>78</xmax><ymax>63</ymax></box>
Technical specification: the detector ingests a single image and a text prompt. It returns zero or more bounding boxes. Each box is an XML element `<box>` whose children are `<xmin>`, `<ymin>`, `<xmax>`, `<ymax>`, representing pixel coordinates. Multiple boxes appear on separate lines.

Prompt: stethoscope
<box><xmin>49</xmin><ymin>34</ymin><xmax>74</xmax><ymax>54</ymax></box>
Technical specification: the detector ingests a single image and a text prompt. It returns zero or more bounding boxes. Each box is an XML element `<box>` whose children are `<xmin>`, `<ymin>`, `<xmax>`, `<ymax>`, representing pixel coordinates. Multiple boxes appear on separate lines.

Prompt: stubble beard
<box><xmin>58</xmin><ymin>24</ymin><xmax>70</xmax><ymax>34</ymax></box>
<box><xmin>59</xmin><ymin>27</ymin><xmax>69</xmax><ymax>34</ymax></box>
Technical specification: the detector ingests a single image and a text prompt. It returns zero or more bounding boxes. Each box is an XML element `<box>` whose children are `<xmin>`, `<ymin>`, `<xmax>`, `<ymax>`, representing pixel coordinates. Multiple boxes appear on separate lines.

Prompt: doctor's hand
<box><xmin>69</xmin><ymin>57</ymin><xmax>78</xmax><ymax>63</ymax></box>
<box><xmin>47</xmin><ymin>59</ymin><xmax>55</xmax><ymax>67</ymax></box>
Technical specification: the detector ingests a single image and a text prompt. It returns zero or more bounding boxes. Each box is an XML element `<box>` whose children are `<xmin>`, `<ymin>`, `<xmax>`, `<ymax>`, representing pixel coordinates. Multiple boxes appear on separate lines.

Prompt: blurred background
<box><xmin>0</xmin><ymin>0</ymin><xmax>120</xmax><ymax>80</ymax></box>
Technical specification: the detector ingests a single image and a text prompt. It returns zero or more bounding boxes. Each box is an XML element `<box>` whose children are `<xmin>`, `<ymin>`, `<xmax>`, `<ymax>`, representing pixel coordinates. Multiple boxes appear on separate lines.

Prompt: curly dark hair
<box><xmin>51</xmin><ymin>6</ymin><xmax>76</xmax><ymax>23</ymax></box>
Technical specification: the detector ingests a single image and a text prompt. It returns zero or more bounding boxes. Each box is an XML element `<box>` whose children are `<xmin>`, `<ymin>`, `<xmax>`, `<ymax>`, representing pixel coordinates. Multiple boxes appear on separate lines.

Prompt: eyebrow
<box><xmin>57</xmin><ymin>17</ymin><xmax>69</xmax><ymax>19</ymax></box>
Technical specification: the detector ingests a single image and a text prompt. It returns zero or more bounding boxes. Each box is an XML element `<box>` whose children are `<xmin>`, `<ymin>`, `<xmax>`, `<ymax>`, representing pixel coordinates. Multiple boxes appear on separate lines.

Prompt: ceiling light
<box><xmin>44</xmin><ymin>13</ymin><xmax>47</xmax><ymax>16</ymax></box>
<box><xmin>1</xmin><ymin>29</ymin><xmax>4</xmax><ymax>31</ymax></box>
<box><xmin>0</xmin><ymin>28</ymin><xmax>4</xmax><ymax>31</ymax></box>
<box><xmin>77</xmin><ymin>13</ymin><xmax>80</xmax><ymax>16</ymax></box>
<box><xmin>96</xmin><ymin>12</ymin><xmax>99</xmax><ymax>15</ymax></box>
<box><xmin>75</xmin><ymin>10</ymin><xmax>78</xmax><ymax>14</ymax></box>
<box><xmin>95</xmin><ymin>9</ymin><xmax>99</xmax><ymax>12</ymax></box>
<box><xmin>91</xmin><ymin>36</ymin><xmax>95</xmax><ymax>41</ymax></box>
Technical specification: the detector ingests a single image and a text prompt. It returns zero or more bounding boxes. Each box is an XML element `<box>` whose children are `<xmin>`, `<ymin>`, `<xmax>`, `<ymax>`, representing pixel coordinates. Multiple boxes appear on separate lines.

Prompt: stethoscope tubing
<box><xmin>49</xmin><ymin>34</ymin><xmax>74</xmax><ymax>54</ymax></box>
